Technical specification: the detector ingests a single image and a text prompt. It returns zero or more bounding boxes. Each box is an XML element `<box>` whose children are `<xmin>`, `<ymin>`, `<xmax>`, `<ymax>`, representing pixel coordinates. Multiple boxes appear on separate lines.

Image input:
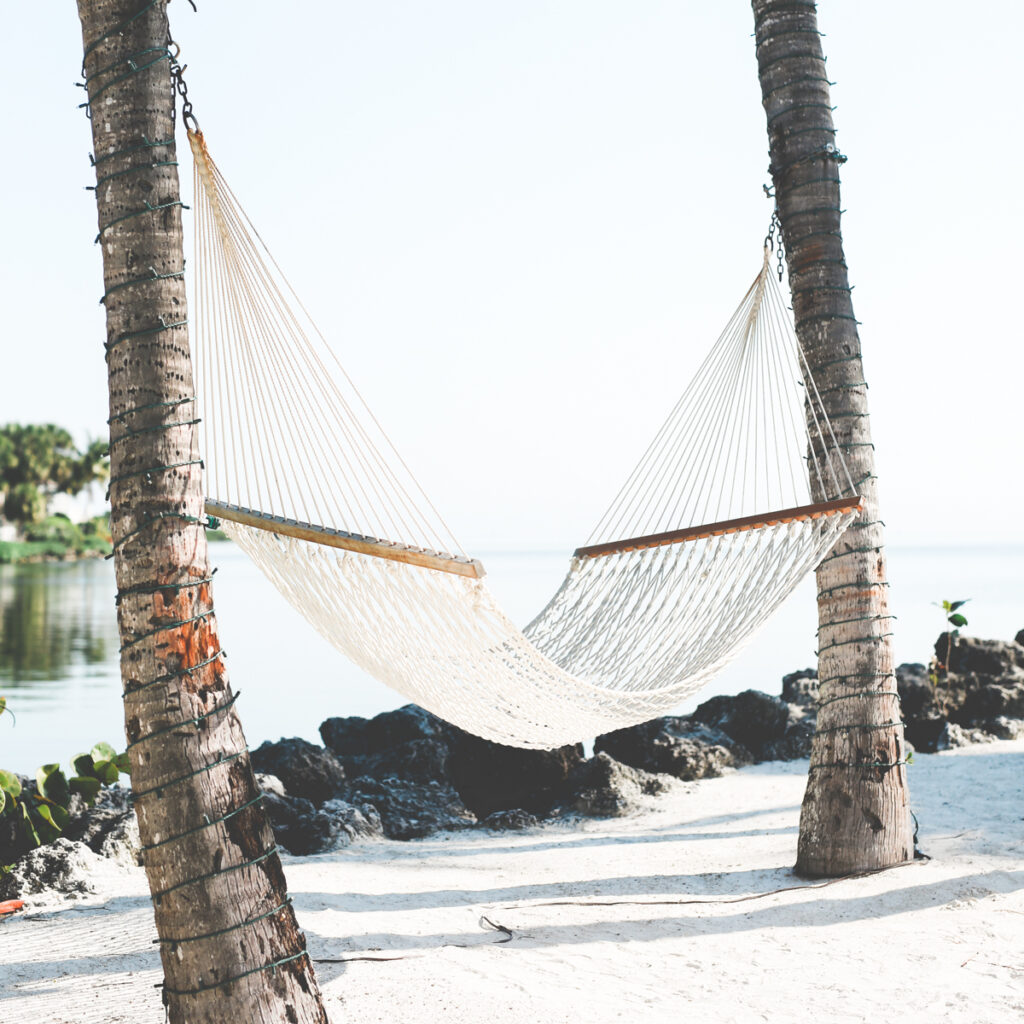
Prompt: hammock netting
<box><xmin>188</xmin><ymin>129</ymin><xmax>859</xmax><ymax>748</ymax></box>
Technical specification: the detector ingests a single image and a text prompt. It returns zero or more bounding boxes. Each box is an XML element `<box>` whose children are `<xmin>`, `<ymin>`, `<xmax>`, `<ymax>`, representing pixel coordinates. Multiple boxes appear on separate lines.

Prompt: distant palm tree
<box><xmin>75</xmin><ymin>1</ymin><xmax>328</xmax><ymax>1019</ymax></box>
<box><xmin>0</xmin><ymin>424</ymin><xmax>107</xmax><ymax>524</ymax></box>
<box><xmin>751</xmin><ymin>0</ymin><xmax>913</xmax><ymax>875</ymax></box>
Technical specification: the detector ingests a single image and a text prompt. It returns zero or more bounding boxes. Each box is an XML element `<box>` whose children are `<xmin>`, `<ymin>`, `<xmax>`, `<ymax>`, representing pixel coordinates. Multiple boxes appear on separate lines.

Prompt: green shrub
<box><xmin>0</xmin><ymin>719</ymin><xmax>130</xmax><ymax>868</ymax></box>
<box><xmin>0</xmin><ymin>540</ymin><xmax>70</xmax><ymax>564</ymax></box>
<box><xmin>79</xmin><ymin>514</ymin><xmax>111</xmax><ymax>540</ymax></box>
<box><xmin>0</xmin><ymin>514</ymin><xmax>111</xmax><ymax>562</ymax></box>
<box><xmin>23</xmin><ymin>515</ymin><xmax>83</xmax><ymax>547</ymax></box>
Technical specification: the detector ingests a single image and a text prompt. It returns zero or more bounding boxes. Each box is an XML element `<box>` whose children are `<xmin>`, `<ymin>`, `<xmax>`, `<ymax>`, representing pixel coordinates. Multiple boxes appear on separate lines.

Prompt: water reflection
<box><xmin>0</xmin><ymin>560</ymin><xmax>118</xmax><ymax>684</ymax></box>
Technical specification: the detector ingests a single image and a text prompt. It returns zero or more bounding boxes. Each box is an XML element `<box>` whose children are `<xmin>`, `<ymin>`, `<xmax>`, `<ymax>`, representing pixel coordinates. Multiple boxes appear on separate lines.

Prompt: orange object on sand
<box><xmin>0</xmin><ymin>899</ymin><xmax>25</xmax><ymax>916</ymax></box>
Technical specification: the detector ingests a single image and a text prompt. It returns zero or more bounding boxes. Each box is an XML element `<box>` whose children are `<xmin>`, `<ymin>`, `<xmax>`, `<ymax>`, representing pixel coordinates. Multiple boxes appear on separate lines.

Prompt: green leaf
<box><xmin>36</xmin><ymin>763</ymin><xmax>59</xmax><ymax>791</ymax></box>
<box><xmin>942</xmin><ymin>600</ymin><xmax>952</xmax><ymax>612</ymax></box>
<box><xmin>0</xmin><ymin>769</ymin><xmax>22</xmax><ymax>799</ymax></box>
<box><xmin>92</xmin><ymin>759</ymin><xmax>120</xmax><ymax>786</ymax></box>
<box><xmin>90</xmin><ymin>742</ymin><xmax>117</xmax><ymax>763</ymax></box>
<box><xmin>948</xmin><ymin>613</ymin><xmax>968</xmax><ymax>628</ymax></box>
<box><xmin>36</xmin><ymin>764</ymin><xmax>70</xmax><ymax>807</ymax></box>
<box><xmin>948</xmin><ymin>600</ymin><xmax>970</xmax><ymax>612</ymax></box>
<box><xmin>34</xmin><ymin>804</ymin><xmax>63</xmax><ymax>842</ymax></box>
<box><xmin>19</xmin><ymin>802</ymin><xmax>40</xmax><ymax>848</ymax></box>
<box><xmin>72</xmin><ymin>754</ymin><xmax>95</xmax><ymax>778</ymax></box>
<box><xmin>68</xmin><ymin>776</ymin><xmax>102</xmax><ymax>804</ymax></box>
<box><xmin>0</xmin><ymin>788</ymin><xmax>5</xmax><ymax>816</ymax></box>
<box><xmin>36</xmin><ymin>802</ymin><xmax>69</xmax><ymax>830</ymax></box>
<box><xmin>114</xmin><ymin>752</ymin><xmax>130</xmax><ymax>775</ymax></box>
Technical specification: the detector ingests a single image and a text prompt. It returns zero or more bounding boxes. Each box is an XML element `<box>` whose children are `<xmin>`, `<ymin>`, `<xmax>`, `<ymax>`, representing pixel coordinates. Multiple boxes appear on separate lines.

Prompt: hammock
<box><xmin>187</xmin><ymin>129</ymin><xmax>860</xmax><ymax>749</ymax></box>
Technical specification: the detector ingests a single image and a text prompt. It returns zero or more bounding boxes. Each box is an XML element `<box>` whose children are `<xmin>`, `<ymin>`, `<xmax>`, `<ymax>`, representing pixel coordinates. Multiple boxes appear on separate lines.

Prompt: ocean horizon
<box><xmin>1</xmin><ymin>541</ymin><xmax>1021</xmax><ymax>775</ymax></box>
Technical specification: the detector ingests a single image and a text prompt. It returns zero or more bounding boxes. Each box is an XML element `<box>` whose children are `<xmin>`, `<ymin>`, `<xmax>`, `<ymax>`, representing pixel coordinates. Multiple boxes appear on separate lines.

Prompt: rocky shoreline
<box><xmin>3</xmin><ymin>630</ymin><xmax>1022</xmax><ymax>898</ymax></box>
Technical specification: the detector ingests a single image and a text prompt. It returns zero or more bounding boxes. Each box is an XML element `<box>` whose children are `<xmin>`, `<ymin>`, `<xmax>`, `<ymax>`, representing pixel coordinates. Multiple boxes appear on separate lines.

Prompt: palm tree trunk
<box><xmin>75</xmin><ymin>1</ymin><xmax>328</xmax><ymax>1018</ymax></box>
<box><xmin>750</xmin><ymin>0</ymin><xmax>913</xmax><ymax>875</ymax></box>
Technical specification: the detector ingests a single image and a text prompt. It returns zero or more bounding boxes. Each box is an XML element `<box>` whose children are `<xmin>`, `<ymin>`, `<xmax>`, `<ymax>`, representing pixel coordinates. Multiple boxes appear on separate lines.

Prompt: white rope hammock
<box><xmin>187</xmin><ymin>129</ymin><xmax>860</xmax><ymax>748</ymax></box>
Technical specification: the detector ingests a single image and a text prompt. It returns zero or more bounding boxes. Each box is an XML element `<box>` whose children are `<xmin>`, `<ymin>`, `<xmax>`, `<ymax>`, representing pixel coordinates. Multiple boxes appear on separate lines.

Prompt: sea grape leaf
<box><xmin>36</xmin><ymin>802</ymin><xmax>69</xmax><ymax>830</ymax></box>
<box><xmin>93</xmin><ymin>759</ymin><xmax>120</xmax><ymax>785</ymax></box>
<box><xmin>36</xmin><ymin>764</ymin><xmax>70</xmax><ymax>807</ymax></box>
<box><xmin>73</xmin><ymin>754</ymin><xmax>95</xmax><ymax>777</ymax></box>
<box><xmin>90</xmin><ymin>742</ymin><xmax>117</xmax><ymax>763</ymax></box>
<box><xmin>114</xmin><ymin>752</ymin><xmax>130</xmax><ymax>775</ymax></box>
<box><xmin>948</xmin><ymin>600</ymin><xmax>969</xmax><ymax>612</ymax></box>
<box><xmin>0</xmin><ymin>770</ymin><xmax>21</xmax><ymax>799</ymax></box>
<box><xmin>69</xmin><ymin>776</ymin><xmax>102</xmax><ymax>804</ymax></box>
<box><xmin>948</xmin><ymin>613</ymin><xmax>968</xmax><ymax>628</ymax></box>
<box><xmin>33</xmin><ymin>804</ymin><xmax>63</xmax><ymax>842</ymax></box>
<box><xmin>19</xmin><ymin>803</ymin><xmax>40</xmax><ymax>848</ymax></box>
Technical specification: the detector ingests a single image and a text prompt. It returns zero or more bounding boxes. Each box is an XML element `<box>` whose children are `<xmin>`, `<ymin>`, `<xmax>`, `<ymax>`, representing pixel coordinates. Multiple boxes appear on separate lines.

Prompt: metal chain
<box><xmin>764</xmin><ymin>210</ymin><xmax>786</xmax><ymax>281</ymax></box>
<box><xmin>167</xmin><ymin>25</ymin><xmax>198</xmax><ymax>132</ymax></box>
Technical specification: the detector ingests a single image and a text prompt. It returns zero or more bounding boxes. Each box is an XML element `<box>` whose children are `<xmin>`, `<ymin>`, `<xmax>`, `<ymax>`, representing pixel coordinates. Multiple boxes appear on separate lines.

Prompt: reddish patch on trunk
<box><xmin>149</xmin><ymin>573</ymin><xmax>226</xmax><ymax>699</ymax></box>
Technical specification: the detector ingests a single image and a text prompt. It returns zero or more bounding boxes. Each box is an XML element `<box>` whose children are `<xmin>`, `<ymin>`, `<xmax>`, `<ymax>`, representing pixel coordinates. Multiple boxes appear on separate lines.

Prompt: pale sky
<box><xmin>2</xmin><ymin>1</ymin><xmax>1021</xmax><ymax>552</ymax></box>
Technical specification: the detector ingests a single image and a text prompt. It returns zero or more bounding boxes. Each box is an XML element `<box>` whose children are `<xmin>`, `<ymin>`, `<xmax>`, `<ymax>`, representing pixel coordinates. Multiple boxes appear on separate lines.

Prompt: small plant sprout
<box><xmin>929</xmin><ymin>599</ymin><xmax>970</xmax><ymax>684</ymax></box>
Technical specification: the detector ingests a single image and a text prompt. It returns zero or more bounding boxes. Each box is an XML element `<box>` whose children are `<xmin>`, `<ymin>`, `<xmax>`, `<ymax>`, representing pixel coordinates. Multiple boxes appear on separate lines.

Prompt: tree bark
<box><xmin>75</xmin><ymin>1</ymin><xmax>329</xmax><ymax>1019</ymax></box>
<box><xmin>750</xmin><ymin>0</ymin><xmax>913</xmax><ymax>875</ymax></box>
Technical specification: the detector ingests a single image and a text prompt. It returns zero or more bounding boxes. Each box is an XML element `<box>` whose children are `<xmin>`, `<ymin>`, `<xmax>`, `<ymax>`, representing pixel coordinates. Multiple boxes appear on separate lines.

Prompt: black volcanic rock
<box><xmin>596</xmin><ymin>717</ymin><xmax>747</xmax><ymax>779</ymax></box>
<box><xmin>482</xmin><ymin>809</ymin><xmax>539</xmax><ymax>830</ymax></box>
<box><xmin>563</xmin><ymin>753</ymin><xmax>676</xmax><ymax>818</ymax></box>
<box><xmin>781</xmin><ymin>669</ymin><xmax>819</xmax><ymax>707</ymax></box>
<box><xmin>342</xmin><ymin>738</ymin><xmax>452</xmax><ymax>786</ymax></box>
<box><xmin>341</xmin><ymin>776</ymin><xmax>476</xmax><ymax>840</ymax></box>
<box><xmin>321</xmin><ymin>705</ymin><xmax>447</xmax><ymax>758</ymax></box>
<box><xmin>321</xmin><ymin>707</ymin><xmax>453</xmax><ymax>785</ymax></box>
<box><xmin>938</xmin><ymin>634</ymin><xmax>1024</xmax><ymax>676</ymax></box>
<box><xmin>251</xmin><ymin>738</ymin><xmax>347</xmax><ymax>806</ymax></box>
<box><xmin>318</xmin><ymin>715</ymin><xmax>373</xmax><ymax>757</ymax></box>
<box><xmin>0</xmin><ymin>838</ymin><xmax>99</xmax><ymax>900</ymax></box>
<box><xmin>443</xmin><ymin>729</ymin><xmax>584</xmax><ymax>818</ymax></box>
<box><xmin>322</xmin><ymin>705</ymin><xmax>584</xmax><ymax>819</ymax></box>
<box><xmin>896</xmin><ymin>663</ymin><xmax>936</xmax><ymax>718</ymax></box>
<box><xmin>62</xmin><ymin>786</ymin><xmax>139</xmax><ymax>866</ymax></box>
<box><xmin>895</xmin><ymin>636</ymin><xmax>1024</xmax><ymax>751</ymax></box>
<box><xmin>692</xmin><ymin>690</ymin><xmax>791</xmax><ymax>760</ymax></box>
<box><xmin>761</xmin><ymin>708</ymin><xmax>818</xmax><ymax>762</ymax></box>
<box><xmin>259</xmin><ymin>786</ymin><xmax>383</xmax><ymax>855</ymax></box>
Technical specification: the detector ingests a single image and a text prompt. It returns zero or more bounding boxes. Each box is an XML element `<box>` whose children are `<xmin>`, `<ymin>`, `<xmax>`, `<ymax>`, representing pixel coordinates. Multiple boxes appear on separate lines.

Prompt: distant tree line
<box><xmin>0</xmin><ymin>424</ymin><xmax>108</xmax><ymax>525</ymax></box>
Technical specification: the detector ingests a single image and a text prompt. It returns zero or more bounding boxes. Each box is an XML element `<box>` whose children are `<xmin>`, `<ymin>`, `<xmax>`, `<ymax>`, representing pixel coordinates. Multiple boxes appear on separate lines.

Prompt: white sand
<box><xmin>2</xmin><ymin>741</ymin><xmax>1022</xmax><ymax>1024</ymax></box>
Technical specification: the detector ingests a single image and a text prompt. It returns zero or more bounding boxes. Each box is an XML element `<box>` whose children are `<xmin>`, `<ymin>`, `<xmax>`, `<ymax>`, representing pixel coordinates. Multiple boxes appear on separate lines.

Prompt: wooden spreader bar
<box><xmin>205</xmin><ymin>500</ymin><xmax>486</xmax><ymax>579</ymax></box>
<box><xmin>574</xmin><ymin>495</ymin><xmax>862</xmax><ymax>560</ymax></box>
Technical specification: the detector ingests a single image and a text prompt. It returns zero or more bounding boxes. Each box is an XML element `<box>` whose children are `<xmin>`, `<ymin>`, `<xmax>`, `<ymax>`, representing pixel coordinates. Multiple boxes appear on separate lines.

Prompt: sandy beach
<box><xmin>2</xmin><ymin>740</ymin><xmax>1022</xmax><ymax>1024</ymax></box>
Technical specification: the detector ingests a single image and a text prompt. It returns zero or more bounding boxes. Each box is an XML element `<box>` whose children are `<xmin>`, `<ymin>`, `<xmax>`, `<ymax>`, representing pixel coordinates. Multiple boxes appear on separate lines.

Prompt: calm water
<box><xmin>1</xmin><ymin>543</ymin><xmax>1021</xmax><ymax>774</ymax></box>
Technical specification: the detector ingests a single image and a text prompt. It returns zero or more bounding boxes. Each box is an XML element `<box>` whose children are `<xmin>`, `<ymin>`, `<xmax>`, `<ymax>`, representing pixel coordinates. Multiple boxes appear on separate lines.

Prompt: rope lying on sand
<box><xmin>312</xmin><ymin>916</ymin><xmax>514</xmax><ymax>964</ymax></box>
<box><xmin>311</xmin><ymin>862</ymin><xmax>923</xmax><ymax>964</ymax></box>
<box><xmin>507</xmin><ymin>859</ymin><xmax>923</xmax><ymax>911</ymax></box>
